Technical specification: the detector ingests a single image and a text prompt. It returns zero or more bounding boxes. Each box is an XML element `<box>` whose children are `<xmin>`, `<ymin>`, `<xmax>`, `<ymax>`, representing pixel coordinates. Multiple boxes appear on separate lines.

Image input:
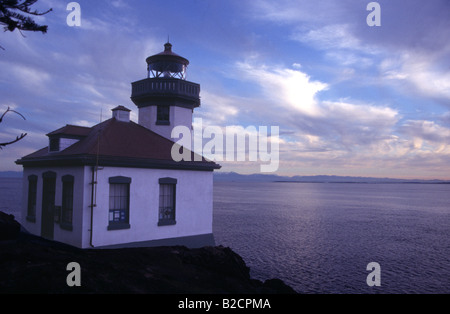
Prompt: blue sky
<box><xmin>1</xmin><ymin>0</ymin><xmax>450</xmax><ymax>179</ymax></box>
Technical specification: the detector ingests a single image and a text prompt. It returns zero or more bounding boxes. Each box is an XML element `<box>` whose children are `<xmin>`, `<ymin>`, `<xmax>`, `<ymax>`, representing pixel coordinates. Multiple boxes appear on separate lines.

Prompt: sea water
<box><xmin>213</xmin><ymin>182</ymin><xmax>450</xmax><ymax>294</ymax></box>
<box><xmin>2</xmin><ymin>178</ymin><xmax>450</xmax><ymax>293</ymax></box>
<box><xmin>0</xmin><ymin>178</ymin><xmax>22</xmax><ymax>221</ymax></box>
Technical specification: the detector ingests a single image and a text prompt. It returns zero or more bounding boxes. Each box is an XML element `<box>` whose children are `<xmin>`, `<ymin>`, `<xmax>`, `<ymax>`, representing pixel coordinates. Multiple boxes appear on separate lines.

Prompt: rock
<box><xmin>0</xmin><ymin>213</ymin><xmax>297</xmax><ymax>294</ymax></box>
<box><xmin>0</xmin><ymin>211</ymin><xmax>21</xmax><ymax>240</ymax></box>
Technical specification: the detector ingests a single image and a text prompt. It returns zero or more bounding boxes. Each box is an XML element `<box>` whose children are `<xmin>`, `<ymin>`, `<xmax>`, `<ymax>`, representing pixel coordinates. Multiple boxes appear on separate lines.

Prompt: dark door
<box><xmin>41</xmin><ymin>172</ymin><xmax>56</xmax><ymax>239</ymax></box>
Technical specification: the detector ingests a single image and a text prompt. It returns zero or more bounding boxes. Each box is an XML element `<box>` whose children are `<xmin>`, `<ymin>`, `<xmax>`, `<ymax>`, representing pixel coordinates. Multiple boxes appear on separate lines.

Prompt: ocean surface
<box><xmin>0</xmin><ymin>178</ymin><xmax>22</xmax><ymax>220</ymax></box>
<box><xmin>212</xmin><ymin>181</ymin><xmax>450</xmax><ymax>294</ymax></box>
<box><xmin>2</xmin><ymin>178</ymin><xmax>450</xmax><ymax>293</ymax></box>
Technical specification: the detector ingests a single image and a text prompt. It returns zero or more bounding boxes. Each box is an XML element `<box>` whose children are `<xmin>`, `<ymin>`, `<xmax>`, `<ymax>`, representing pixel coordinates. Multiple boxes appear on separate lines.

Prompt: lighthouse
<box><xmin>130</xmin><ymin>42</ymin><xmax>200</xmax><ymax>140</ymax></box>
<box><xmin>16</xmin><ymin>41</ymin><xmax>220</xmax><ymax>249</ymax></box>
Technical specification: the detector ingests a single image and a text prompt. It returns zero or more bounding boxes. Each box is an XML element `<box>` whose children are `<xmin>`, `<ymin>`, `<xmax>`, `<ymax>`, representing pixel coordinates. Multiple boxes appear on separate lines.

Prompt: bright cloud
<box><xmin>235</xmin><ymin>61</ymin><xmax>328</xmax><ymax>116</ymax></box>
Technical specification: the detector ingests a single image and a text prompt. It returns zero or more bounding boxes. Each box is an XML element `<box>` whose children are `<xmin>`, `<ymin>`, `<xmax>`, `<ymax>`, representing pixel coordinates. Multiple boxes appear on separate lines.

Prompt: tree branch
<box><xmin>0</xmin><ymin>106</ymin><xmax>26</xmax><ymax>123</ymax></box>
<box><xmin>0</xmin><ymin>106</ymin><xmax>27</xmax><ymax>149</ymax></box>
<box><xmin>0</xmin><ymin>133</ymin><xmax>27</xmax><ymax>149</ymax></box>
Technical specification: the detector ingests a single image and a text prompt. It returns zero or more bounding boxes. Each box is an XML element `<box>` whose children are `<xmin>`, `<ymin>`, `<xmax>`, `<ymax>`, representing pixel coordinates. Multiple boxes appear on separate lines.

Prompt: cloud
<box><xmin>214</xmin><ymin>60</ymin><xmax>403</xmax><ymax>166</ymax></box>
<box><xmin>233</xmin><ymin>61</ymin><xmax>398</xmax><ymax>133</ymax></box>
<box><xmin>110</xmin><ymin>0</ymin><xmax>129</xmax><ymax>9</ymax></box>
<box><xmin>319</xmin><ymin>100</ymin><xmax>399</xmax><ymax>143</ymax></box>
<box><xmin>197</xmin><ymin>90</ymin><xmax>240</xmax><ymax>125</ymax></box>
<box><xmin>401</xmin><ymin>120</ymin><xmax>450</xmax><ymax>148</ymax></box>
<box><xmin>293</xmin><ymin>24</ymin><xmax>362</xmax><ymax>51</ymax></box>
<box><xmin>235</xmin><ymin>61</ymin><xmax>328</xmax><ymax>117</ymax></box>
<box><xmin>248</xmin><ymin>0</ymin><xmax>347</xmax><ymax>25</ymax></box>
<box><xmin>240</xmin><ymin>0</ymin><xmax>450</xmax><ymax>178</ymax></box>
<box><xmin>2</xmin><ymin>63</ymin><xmax>51</xmax><ymax>92</ymax></box>
<box><xmin>208</xmin><ymin>58</ymin><xmax>450</xmax><ymax>177</ymax></box>
<box><xmin>380</xmin><ymin>51</ymin><xmax>450</xmax><ymax>102</ymax></box>
<box><xmin>251</xmin><ymin>0</ymin><xmax>450</xmax><ymax>101</ymax></box>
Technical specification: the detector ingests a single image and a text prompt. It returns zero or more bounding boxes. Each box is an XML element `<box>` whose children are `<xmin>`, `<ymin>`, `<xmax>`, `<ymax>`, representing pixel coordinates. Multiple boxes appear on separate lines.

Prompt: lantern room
<box><xmin>146</xmin><ymin>42</ymin><xmax>189</xmax><ymax>80</ymax></box>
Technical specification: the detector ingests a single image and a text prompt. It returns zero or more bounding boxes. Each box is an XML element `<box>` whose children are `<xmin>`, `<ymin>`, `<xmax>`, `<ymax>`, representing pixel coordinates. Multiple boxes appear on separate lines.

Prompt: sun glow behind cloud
<box><xmin>235</xmin><ymin>61</ymin><xmax>328</xmax><ymax>116</ymax></box>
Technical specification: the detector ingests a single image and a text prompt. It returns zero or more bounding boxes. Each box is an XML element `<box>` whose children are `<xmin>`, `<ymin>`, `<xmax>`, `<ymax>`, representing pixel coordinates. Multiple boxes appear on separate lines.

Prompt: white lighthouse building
<box><xmin>16</xmin><ymin>42</ymin><xmax>220</xmax><ymax>249</ymax></box>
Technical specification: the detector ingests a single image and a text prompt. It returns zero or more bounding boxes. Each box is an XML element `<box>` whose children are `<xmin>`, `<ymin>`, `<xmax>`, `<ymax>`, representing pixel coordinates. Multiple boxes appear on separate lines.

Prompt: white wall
<box><xmin>138</xmin><ymin>106</ymin><xmax>193</xmax><ymax>140</ymax></box>
<box><xmin>59</xmin><ymin>138</ymin><xmax>80</xmax><ymax>151</ymax></box>
<box><xmin>83</xmin><ymin>166</ymin><xmax>214</xmax><ymax>248</ymax></box>
<box><xmin>21</xmin><ymin>165</ymin><xmax>214</xmax><ymax>249</ymax></box>
<box><xmin>21</xmin><ymin>166</ymin><xmax>85</xmax><ymax>248</ymax></box>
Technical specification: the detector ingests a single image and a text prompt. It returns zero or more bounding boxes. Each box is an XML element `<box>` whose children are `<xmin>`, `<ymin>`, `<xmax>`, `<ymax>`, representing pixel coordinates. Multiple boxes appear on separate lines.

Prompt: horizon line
<box><xmin>2</xmin><ymin>170</ymin><xmax>449</xmax><ymax>182</ymax></box>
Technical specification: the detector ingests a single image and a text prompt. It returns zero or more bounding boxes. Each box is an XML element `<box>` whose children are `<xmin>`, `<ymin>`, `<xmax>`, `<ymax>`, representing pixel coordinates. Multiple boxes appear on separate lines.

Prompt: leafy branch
<box><xmin>0</xmin><ymin>0</ymin><xmax>52</xmax><ymax>49</ymax></box>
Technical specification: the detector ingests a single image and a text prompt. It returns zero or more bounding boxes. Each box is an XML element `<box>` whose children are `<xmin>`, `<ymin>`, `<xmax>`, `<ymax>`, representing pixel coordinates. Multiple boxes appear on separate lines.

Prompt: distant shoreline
<box><xmin>213</xmin><ymin>172</ymin><xmax>450</xmax><ymax>184</ymax></box>
<box><xmin>273</xmin><ymin>180</ymin><xmax>450</xmax><ymax>184</ymax></box>
<box><xmin>0</xmin><ymin>171</ymin><xmax>22</xmax><ymax>178</ymax></box>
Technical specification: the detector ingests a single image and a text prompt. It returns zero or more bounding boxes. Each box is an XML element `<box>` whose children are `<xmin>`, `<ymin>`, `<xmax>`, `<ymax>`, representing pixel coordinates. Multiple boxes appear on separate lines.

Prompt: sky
<box><xmin>1</xmin><ymin>0</ymin><xmax>450</xmax><ymax>179</ymax></box>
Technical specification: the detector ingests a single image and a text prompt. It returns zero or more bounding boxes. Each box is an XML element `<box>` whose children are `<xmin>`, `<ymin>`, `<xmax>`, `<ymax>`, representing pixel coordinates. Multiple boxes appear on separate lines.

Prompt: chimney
<box><xmin>112</xmin><ymin>106</ymin><xmax>131</xmax><ymax>122</ymax></box>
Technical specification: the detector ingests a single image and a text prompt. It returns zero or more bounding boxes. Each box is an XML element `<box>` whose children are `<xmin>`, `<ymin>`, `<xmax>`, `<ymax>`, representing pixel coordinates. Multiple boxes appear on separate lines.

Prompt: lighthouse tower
<box><xmin>131</xmin><ymin>42</ymin><xmax>200</xmax><ymax>140</ymax></box>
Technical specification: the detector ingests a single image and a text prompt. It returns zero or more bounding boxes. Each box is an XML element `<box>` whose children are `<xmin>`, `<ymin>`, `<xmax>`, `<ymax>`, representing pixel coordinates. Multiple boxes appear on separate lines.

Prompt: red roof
<box><xmin>17</xmin><ymin>118</ymin><xmax>220</xmax><ymax>171</ymax></box>
<box><xmin>46</xmin><ymin>125</ymin><xmax>91</xmax><ymax>137</ymax></box>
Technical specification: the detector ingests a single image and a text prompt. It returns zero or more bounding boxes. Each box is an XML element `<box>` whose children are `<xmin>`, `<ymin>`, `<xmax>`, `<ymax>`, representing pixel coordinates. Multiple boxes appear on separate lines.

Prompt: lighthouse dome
<box><xmin>146</xmin><ymin>42</ymin><xmax>189</xmax><ymax>79</ymax></box>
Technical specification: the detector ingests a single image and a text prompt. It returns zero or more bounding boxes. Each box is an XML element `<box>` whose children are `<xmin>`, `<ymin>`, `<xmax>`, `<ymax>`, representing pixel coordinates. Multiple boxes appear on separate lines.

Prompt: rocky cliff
<box><xmin>0</xmin><ymin>212</ymin><xmax>296</xmax><ymax>294</ymax></box>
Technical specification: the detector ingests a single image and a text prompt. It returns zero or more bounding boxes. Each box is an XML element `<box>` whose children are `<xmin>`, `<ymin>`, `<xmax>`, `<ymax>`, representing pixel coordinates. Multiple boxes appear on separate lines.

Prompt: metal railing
<box><xmin>131</xmin><ymin>78</ymin><xmax>200</xmax><ymax>99</ymax></box>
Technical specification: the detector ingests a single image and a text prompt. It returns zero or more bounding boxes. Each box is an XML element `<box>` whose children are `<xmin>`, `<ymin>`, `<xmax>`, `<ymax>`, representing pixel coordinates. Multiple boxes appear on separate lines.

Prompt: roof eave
<box><xmin>16</xmin><ymin>154</ymin><xmax>221</xmax><ymax>171</ymax></box>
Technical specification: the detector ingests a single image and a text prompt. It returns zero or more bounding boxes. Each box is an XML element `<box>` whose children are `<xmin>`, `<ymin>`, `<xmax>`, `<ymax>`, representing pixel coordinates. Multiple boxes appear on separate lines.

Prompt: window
<box><xmin>156</xmin><ymin>106</ymin><xmax>170</xmax><ymax>125</ymax></box>
<box><xmin>61</xmin><ymin>175</ymin><xmax>74</xmax><ymax>230</ymax></box>
<box><xmin>49</xmin><ymin>137</ymin><xmax>60</xmax><ymax>152</ymax></box>
<box><xmin>108</xmin><ymin>176</ymin><xmax>131</xmax><ymax>230</ymax></box>
<box><xmin>26</xmin><ymin>175</ymin><xmax>38</xmax><ymax>222</ymax></box>
<box><xmin>158</xmin><ymin>178</ymin><xmax>177</xmax><ymax>226</ymax></box>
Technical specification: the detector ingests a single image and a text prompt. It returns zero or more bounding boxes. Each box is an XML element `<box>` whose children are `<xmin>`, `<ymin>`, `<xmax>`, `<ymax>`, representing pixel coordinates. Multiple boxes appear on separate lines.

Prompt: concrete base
<box><xmin>94</xmin><ymin>233</ymin><xmax>215</xmax><ymax>249</ymax></box>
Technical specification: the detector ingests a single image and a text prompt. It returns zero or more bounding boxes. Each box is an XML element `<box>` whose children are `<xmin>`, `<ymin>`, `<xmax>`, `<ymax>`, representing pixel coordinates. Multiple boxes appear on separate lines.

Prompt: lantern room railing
<box><xmin>131</xmin><ymin>78</ymin><xmax>200</xmax><ymax>99</ymax></box>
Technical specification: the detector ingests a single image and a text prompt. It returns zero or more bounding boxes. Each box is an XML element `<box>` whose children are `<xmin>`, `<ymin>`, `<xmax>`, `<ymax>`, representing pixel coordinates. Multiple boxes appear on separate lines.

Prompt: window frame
<box><xmin>49</xmin><ymin>136</ymin><xmax>60</xmax><ymax>152</ymax></box>
<box><xmin>156</xmin><ymin>106</ymin><xmax>170</xmax><ymax>125</ymax></box>
<box><xmin>158</xmin><ymin>177</ymin><xmax>177</xmax><ymax>226</ymax></box>
<box><xmin>107</xmin><ymin>176</ymin><xmax>131</xmax><ymax>230</ymax></box>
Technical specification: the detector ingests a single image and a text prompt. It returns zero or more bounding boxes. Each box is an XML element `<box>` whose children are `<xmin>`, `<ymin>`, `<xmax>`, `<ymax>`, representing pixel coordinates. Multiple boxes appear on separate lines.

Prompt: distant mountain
<box><xmin>213</xmin><ymin>172</ymin><xmax>450</xmax><ymax>184</ymax></box>
<box><xmin>0</xmin><ymin>171</ymin><xmax>22</xmax><ymax>178</ymax></box>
